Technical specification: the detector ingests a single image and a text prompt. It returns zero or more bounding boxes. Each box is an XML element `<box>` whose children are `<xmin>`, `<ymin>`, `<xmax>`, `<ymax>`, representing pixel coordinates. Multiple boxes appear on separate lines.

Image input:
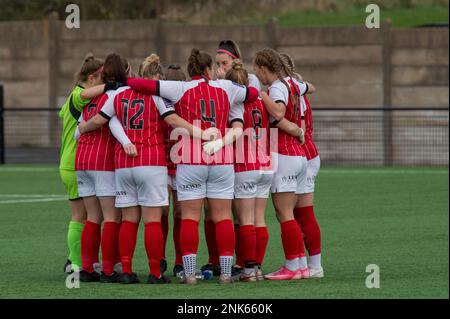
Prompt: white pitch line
<box><xmin>0</xmin><ymin>168</ymin><xmax>58</xmax><ymax>172</ymax></box>
<box><xmin>0</xmin><ymin>194</ymin><xmax>65</xmax><ymax>198</ymax></box>
<box><xmin>0</xmin><ymin>197</ymin><xmax>66</xmax><ymax>204</ymax></box>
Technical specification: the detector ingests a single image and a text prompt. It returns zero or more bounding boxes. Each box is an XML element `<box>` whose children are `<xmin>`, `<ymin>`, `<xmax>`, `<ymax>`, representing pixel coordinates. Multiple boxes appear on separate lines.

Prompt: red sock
<box><xmin>295</xmin><ymin>206</ymin><xmax>321</xmax><ymax>256</ymax></box>
<box><xmin>234</xmin><ymin>224</ymin><xmax>243</xmax><ymax>267</ymax></box>
<box><xmin>114</xmin><ymin>222</ymin><xmax>122</xmax><ymax>265</ymax></box>
<box><xmin>204</xmin><ymin>220</ymin><xmax>219</xmax><ymax>265</ymax></box>
<box><xmin>144</xmin><ymin>222</ymin><xmax>163</xmax><ymax>278</ymax></box>
<box><xmin>173</xmin><ymin>217</ymin><xmax>182</xmax><ymax>265</ymax></box>
<box><xmin>215</xmin><ymin>219</ymin><xmax>235</xmax><ymax>257</ymax></box>
<box><xmin>81</xmin><ymin>221</ymin><xmax>101</xmax><ymax>273</ymax></box>
<box><xmin>101</xmin><ymin>221</ymin><xmax>120</xmax><ymax>276</ymax></box>
<box><xmin>280</xmin><ymin>220</ymin><xmax>301</xmax><ymax>260</ymax></box>
<box><xmin>119</xmin><ymin>221</ymin><xmax>139</xmax><ymax>274</ymax></box>
<box><xmin>239</xmin><ymin>225</ymin><xmax>256</xmax><ymax>267</ymax></box>
<box><xmin>161</xmin><ymin>214</ymin><xmax>169</xmax><ymax>259</ymax></box>
<box><xmin>180</xmin><ymin>219</ymin><xmax>199</xmax><ymax>256</ymax></box>
<box><xmin>255</xmin><ymin>226</ymin><xmax>269</xmax><ymax>266</ymax></box>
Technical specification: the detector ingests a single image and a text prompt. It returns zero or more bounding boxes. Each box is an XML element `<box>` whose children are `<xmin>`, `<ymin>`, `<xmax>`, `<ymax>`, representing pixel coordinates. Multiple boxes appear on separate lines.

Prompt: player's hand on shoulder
<box><xmin>123</xmin><ymin>143</ymin><xmax>138</xmax><ymax>157</ymax></box>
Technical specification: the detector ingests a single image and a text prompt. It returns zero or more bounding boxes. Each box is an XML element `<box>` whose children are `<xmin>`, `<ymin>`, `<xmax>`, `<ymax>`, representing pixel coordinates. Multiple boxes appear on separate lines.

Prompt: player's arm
<box><xmin>203</xmin><ymin>102</ymin><xmax>244</xmax><ymax>155</ymax></box>
<box><xmin>164</xmin><ymin>114</ymin><xmax>219</xmax><ymax>141</ymax></box>
<box><xmin>248</xmin><ymin>74</ymin><xmax>262</xmax><ymax>92</ymax></box>
<box><xmin>203</xmin><ymin>121</ymin><xmax>243</xmax><ymax>156</ymax></box>
<box><xmin>222</xmin><ymin>80</ymin><xmax>259</xmax><ymax>107</ymax></box>
<box><xmin>305</xmin><ymin>81</ymin><xmax>315</xmax><ymax>94</ymax></box>
<box><xmin>274</xmin><ymin>118</ymin><xmax>305</xmax><ymax>144</ymax></box>
<box><xmin>80</xmin><ymin>84</ymin><xmax>105</xmax><ymax>100</ymax></box>
<box><xmin>78</xmin><ymin>114</ymin><xmax>108</xmax><ymax>134</ymax></box>
<box><xmin>127</xmin><ymin>78</ymin><xmax>186</xmax><ymax>105</ymax></box>
<box><xmin>299</xmin><ymin>81</ymin><xmax>315</xmax><ymax>95</ymax></box>
<box><xmin>109</xmin><ymin>116</ymin><xmax>137</xmax><ymax>157</ymax></box>
<box><xmin>78</xmin><ymin>92</ymin><xmax>116</xmax><ymax>134</ymax></box>
<box><xmin>261</xmin><ymin>91</ymin><xmax>286</xmax><ymax>121</ymax></box>
<box><xmin>155</xmin><ymin>96</ymin><xmax>218</xmax><ymax>141</ymax></box>
<box><xmin>80</xmin><ymin>81</ymin><xmax>127</xmax><ymax>100</ymax></box>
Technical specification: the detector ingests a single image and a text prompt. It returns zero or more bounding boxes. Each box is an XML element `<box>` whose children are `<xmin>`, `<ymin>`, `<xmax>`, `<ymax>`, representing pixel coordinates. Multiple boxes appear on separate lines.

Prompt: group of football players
<box><xmin>58</xmin><ymin>39</ymin><xmax>323</xmax><ymax>285</ymax></box>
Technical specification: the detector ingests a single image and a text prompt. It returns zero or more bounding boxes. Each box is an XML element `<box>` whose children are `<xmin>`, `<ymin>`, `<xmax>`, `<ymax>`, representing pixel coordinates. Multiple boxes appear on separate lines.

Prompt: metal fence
<box><xmin>0</xmin><ymin>105</ymin><xmax>448</xmax><ymax>167</ymax></box>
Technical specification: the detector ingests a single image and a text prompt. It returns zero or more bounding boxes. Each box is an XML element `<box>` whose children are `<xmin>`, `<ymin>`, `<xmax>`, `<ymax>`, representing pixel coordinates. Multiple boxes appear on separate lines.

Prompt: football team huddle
<box><xmin>59</xmin><ymin>39</ymin><xmax>323</xmax><ymax>285</ymax></box>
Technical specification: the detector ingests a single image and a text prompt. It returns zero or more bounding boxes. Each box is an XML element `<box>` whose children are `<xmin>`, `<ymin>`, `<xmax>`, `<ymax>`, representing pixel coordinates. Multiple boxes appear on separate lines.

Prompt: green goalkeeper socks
<box><xmin>67</xmin><ymin>221</ymin><xmax>84</xmax><ymax>267</ymax></box>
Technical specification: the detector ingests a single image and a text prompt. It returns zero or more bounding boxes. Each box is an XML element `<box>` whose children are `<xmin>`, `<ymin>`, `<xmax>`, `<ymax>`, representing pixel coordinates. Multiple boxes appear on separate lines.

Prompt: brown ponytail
<box><xmin>122</xmin><ymin>57</ymin><xmax>132</xmax><ymax>76</ymax></box>
<box><xmin>103</xmin><ymin>53</ymin><xmax>127</xmax><ymax>84</ymax></box>
<box><xmin>225</xmin><ymin>59</ymin><xmax>248</xmax><ymax>85</ymax></box>
<box><xmin>165</xmin><ymin>63</ymin><xmax>186</xmax><ymax>81</ymax></box>
<box><xmin>279</xmin><ymin>52</ymin><xmax>303</xmax><ymax>81</ymax></box>
<box><xmin>187</xmin><ymin>48</ymin><xmax>212</xmax><ymax>80</ymax></box>
<box><xmin>75</xmin><ymin>52</ymin><xmax>104</xmax><ymax>85</ymax></box>
<box><xmin>139</xmin><ymin>54</ymin><xmax>164</xmax><ymax>79</ymax></box>
<box><xmin>279</xmin><ymin>52</ymin><xmax>301</xmax><ymax>100</ymax></box>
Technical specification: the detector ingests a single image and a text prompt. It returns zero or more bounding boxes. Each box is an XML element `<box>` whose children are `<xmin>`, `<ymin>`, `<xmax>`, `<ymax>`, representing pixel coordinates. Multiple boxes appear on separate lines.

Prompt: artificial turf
<box><xmin>0</xmin><ymin>165</ymin><xmax>448</xmax><ymax>299</ymax></box>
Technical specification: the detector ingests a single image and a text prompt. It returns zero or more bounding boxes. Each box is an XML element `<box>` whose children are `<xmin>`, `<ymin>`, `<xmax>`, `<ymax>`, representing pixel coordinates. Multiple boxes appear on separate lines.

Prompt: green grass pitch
<box><xmin>0</xmin><ymin>165</ymin><xmax>448</xmax><ymax>299</ymax></box>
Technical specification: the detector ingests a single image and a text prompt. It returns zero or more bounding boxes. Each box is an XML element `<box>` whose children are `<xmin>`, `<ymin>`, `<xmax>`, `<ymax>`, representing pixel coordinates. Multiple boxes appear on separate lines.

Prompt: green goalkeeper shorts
<box><xmin>59</xmin><ymin>169</ymin><xmax>80</xmax><ymax>200</ymax></box>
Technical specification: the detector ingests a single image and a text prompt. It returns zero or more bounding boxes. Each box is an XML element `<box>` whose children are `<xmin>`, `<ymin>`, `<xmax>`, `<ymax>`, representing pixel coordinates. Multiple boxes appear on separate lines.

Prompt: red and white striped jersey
<box><xmin>300</xmin><ymin>95</ymin><xmax>319</xmax><ymax>160</ymax></box>
<box><xmin>75</xmin><ymin>93</ymin><xmax>116</xmax><ymax>171</ymax></box>
<box><xmin>127</xmin><ymin>77</ymin><xmax>257</xmax><ymax>165</ymax></box>
<box><xmin>100</xmin><ymin>86</ymin><xmax>175</xmax><ymax>169</ymax></box>
<box><xmin>160</xmin><ymin>119</ymin><xmax>177</xmax><ymax>175</ymax></box>
<box><xmin>234</xmin><ymin>97</ymin><xmax>271</xmax><ymax>173</ymax></box>
<box><xmin>268</xmin><ymin>77</ymin><xmax>308</xmax><ymax>157</ymax></box>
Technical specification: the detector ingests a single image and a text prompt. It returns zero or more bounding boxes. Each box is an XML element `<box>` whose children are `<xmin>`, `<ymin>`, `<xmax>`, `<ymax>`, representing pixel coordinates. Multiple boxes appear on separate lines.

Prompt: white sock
<box><xmin>284</xmin><ymin>258</ymin><xmax>299</xmax><ymax>271</ymax></box>
<box><xmin>220</xmin><ymin>256</ymin><xmax>233</xmax><ymax>275</ymax></box>
<box><xmin>182</xmin><ymin>254</ymin><xmax>196</xmax><ymax>276</ymax></box>
<box><xmin>298</xmin><ymin>256</ymin><xmax>308</xmax><ymax>269</ymax></box>
<box><xmin>308</xmin><ymin>254</ymin><xmax>321</xmax><ymax>269</ymax></box>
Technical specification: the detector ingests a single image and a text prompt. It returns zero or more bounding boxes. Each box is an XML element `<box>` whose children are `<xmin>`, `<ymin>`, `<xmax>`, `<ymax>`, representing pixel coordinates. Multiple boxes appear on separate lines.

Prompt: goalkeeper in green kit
<box><xmin>59</xmin><ymin>53</ymin><xmax>107</xmax><ymax>273</ymax></box>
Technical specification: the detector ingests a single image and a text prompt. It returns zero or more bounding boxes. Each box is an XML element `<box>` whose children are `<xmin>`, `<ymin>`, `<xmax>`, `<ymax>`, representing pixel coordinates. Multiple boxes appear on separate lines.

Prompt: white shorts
<box><xmin>168</xmin><ymin>174</ymin><xmax>177</xmax><ymax>191</ymax></box>
<box><xmin>176</xmin><ymin>165</ymin><xmax>234</xmax><ymax>201</ymax></box>
<box><xmin>296</xmin><ymin>156</ymin><xmax>321</xmax><ymax>194</ymax></box>
<box><xmin>76</xmin><ymin>170</ymin><xmax>115</xmax><ymax>197</ymax></box>
<box><xmin>115</xmin><ymin>166</ymin><xmax>168</xmax><ymax>208</ymax></box>
<box><xmin>234</xmin><ymin>170</ymin><xmax>274</xmax><ymax>199</ymax></box>
<box><xmin>270</xmin><ymin>153</ymin><xmax>307</xmax><ymax>193</ymax></box>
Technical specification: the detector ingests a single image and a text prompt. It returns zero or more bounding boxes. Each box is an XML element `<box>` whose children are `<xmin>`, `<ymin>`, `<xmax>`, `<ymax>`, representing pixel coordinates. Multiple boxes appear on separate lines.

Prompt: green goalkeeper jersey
<box><xmin>59</xmin><ymin>85</ymin><xmax>91</xmax><ymax>171</ymax></box>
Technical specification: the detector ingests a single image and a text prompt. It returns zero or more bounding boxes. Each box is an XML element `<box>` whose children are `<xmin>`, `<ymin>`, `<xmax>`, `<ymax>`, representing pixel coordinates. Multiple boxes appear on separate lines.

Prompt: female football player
<box><xmin>279</xmin><ymin>53</ymin><xmax>323</xmax><ymax>278</ymax></box>
<box><xmin>201</xmin><ymin>40</ymin><xmax>263</xmax><ymax>278</ymax></box>
<box><xmin>75</xmin><ymin>53</ymin><xmax>132</xmax><ymax>283</ymax></box>
<box><xmin>59</xmin><ymin>53</ymin><xmax>108</xmax><ymax>273</ymax></box>
<box><xmin>253</xmin><ymin>48</ymin><xmax>314</xmax><ymax>280</ymax></box>
<box><xmin>126</xmin><ymin>48</ymin><xmax>259</xmax><ymax>284</ymax></box>
<box><xmin>135</xmin><ymin>54</ymin><xmax>171</xmax><ymax>278</ymax></box>
<box><xmin>225</xmin><ymin>60</ymin><xmax>272</xmax><ymax>281</ymax></box>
